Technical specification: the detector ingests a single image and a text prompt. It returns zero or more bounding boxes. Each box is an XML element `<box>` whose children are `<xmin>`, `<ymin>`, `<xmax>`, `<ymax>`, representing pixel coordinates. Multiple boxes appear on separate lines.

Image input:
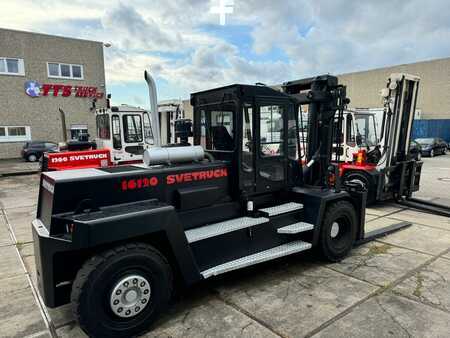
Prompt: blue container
<box><xmin>412</xmin><ymin>119</ymin><xmax>450</xmax><ymax>143</ymax></box>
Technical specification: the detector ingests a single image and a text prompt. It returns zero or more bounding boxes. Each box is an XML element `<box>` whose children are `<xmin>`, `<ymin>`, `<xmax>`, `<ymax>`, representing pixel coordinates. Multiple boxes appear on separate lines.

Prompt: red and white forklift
<box><xmin>284</xmin><ymin>73</ymin><xmax>450</xmax><ymax>216</ymax></box>
<box><xmin>42</xmin><ymin>75</ymin><xmax>160</xmax><ymax>171</ymax></box>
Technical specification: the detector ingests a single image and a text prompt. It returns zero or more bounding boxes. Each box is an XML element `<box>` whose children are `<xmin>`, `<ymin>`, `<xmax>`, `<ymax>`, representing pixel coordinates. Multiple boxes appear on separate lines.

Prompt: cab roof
<box><xmin>190</xmin><ymin>84</ymin><xmax>295</xmax><ymax>106</ymax></box>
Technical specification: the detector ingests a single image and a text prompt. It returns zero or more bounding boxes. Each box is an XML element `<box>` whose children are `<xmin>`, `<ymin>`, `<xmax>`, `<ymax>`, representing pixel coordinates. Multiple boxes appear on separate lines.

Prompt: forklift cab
<box><xmin>192</xmin><ymin>84</ymin><xmax>301</xmax><ymax>198</ymax></box>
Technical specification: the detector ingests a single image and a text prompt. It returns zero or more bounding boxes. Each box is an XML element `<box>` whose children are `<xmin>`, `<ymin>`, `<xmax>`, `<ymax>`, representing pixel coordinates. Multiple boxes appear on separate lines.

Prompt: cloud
<box><xmin>1</xmin><ymin>0</ymin><xmax>450</xmax><ymax>101</ymax></box>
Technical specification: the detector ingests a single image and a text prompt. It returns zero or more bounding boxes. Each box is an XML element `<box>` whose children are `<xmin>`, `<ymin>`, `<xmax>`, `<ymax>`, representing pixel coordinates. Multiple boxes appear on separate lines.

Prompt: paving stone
<box><xmin>394</xmin><ymin>258</ymin><xmax>450</xmax><ymax>312</ymax></box>
<box><xmin>24</xmin><ymin>331</ymin><xmax>52</xmax><ymax>338</ymax></box>
<box><xmin>313</xmin><ymin>292</ymin><xmax>450</xmax><ymax>338</ymax></box>
<box><xmin>8</xmin><ymin>216</ymin><xmax>34</xmax><ymax>243</ymax></box>
<box><xmin>378</xmin><ymin>222</ymin><xmax>450</xmax><ymax>255</ymax></box>
<box><xmin>365</xmin><ymin>203</ymin><xmax>406</xmax><ymax>217</ymax></box>
<box><xmin>364</xmin><ymin>214</ymin><xmax>378</xmax><ymax>222</ymax></box>
<box><xmin>148</xmin><ymin>293</ymin><xmax>279</xmax><ymax>338</ymax></box>
<box><xmin>56</xmin><ymin>324</ymin><xmax>87</xmax><ymax>338</ymax></box>
<box><xmin>0</xmin><ymin>274</ymin><xmax>47</xmax><ymax>338</ymax></box>
<box><xmin>18</xmin><ymin>242</ymin><xmax>37</xmax><ymax>285</ymax></box>
<box><xmin>328</xmin><ymin>242</ymin><xmax>430</xmax><ymax>287</ymax></box>
<box><xmin>390</xmin><ymin>209</ymin><xmax>450</xmax><ymax>231</ymax></box>
<box><xmin>48</xmin><ymin>304</ymin><xmax>74</xmax><ymax>329</ymax></box>
<box><xmin>0</xmin><ymin>245</ymin><xmax>25</xmax><ymax>281</ymax></box>
<box><xmin>214</xmin><ymin>261</ymin><xmax>377</xmax><ymax>337</ymax></box>
<box><xmin>56</xmin><ymin>292</ymin><xmax>279</xmax><ymax>338</ymax></box>
<box><xmin>0</xmin><ymin>194</ymin><xmax>37</xmax><ymax>210</ymax></box>
<box><xmin>4</xmin><ymin>205</ymin><xmax>36</xmax><ymax>221</ymax></box>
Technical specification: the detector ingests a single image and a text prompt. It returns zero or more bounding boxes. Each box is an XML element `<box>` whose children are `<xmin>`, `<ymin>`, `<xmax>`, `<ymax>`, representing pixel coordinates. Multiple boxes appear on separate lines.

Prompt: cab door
<box><xmin>255</xmin><ymin>101</ymin><xmax>288</xmax><ymax>194</ymax></box>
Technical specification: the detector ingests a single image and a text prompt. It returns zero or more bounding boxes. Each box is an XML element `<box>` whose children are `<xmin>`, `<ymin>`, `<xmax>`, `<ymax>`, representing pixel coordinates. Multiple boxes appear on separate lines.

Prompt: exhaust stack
<box><xmin>144</xmin><ymin>70</ymin><xmax>161</xmax><ymax>147</ymax></box>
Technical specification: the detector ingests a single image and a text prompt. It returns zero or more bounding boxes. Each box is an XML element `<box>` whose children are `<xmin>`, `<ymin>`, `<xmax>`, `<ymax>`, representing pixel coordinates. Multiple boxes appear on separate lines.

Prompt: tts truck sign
<box><xmin>25</xmin><ymin>80</ymin><xmax>104</xmax><ymax>98</ymax></box>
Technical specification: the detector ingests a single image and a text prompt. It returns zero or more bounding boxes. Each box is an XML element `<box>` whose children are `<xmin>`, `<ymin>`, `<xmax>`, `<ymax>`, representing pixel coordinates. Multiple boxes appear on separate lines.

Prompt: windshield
<box><xmin>123</xmin><ymin>114</ymin><xmax>143</xmax><ymax>143</ymax></box>
<box><xmin>354</xmin><ymin>113</ymin><xmax>378</xmax><ymax>147</ymax></box>
<box><xmin>415</xmin><ymin>138</ymin><xmax>434</xmax><ymax>145</ymax></box>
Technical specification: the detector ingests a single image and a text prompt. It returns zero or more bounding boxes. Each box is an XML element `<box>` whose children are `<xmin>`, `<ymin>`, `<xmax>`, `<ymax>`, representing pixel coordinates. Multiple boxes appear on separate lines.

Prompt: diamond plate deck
<box><xmin>259</xmin><ymin>202</ymin><xmax>303</xmax><ymax>216</ymax></box>
<box><xmin>277</xmin><ymin>222</ymin><xmax>314</xmax><ymax>234</ymax></box>
<box><xmin>201</xmin><ymin>240</ymin><xmax>312</xmax><ymax>278</ymax></box>
<box><xmin>185</xmin><ymin>216</ymin><xmax>269</xmax><ymax>243</ymax></box>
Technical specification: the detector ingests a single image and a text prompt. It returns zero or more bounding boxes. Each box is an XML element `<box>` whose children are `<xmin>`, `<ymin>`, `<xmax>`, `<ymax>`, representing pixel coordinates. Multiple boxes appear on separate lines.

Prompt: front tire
<box><xmin>71</xmin><ymin>243</ymin><xmax>173</xmax><ymax>338</ymax></box>
<box><xmin>319</xmin><ymin>201</ymin><xmax>357</xmax><ymax>262</ymax></box>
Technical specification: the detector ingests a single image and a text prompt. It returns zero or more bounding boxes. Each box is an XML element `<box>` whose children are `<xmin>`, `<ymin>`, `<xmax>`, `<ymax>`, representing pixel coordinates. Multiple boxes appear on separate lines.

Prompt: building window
<box><xmin>47</xmin><ymin>62</ymin><xmax>84</xmax><ymax>80</ymax></box>
<box><xmin>0</xmin><ymin>126</ymin><xmax>31</xmax><ymax>142</ymax></box>
<box><xmin>0</xmin><ymin>57</ymin><xmax>25</xmax><ymax>76</ymax></box>
<box><xmin>70</xmin><ymin>124</ymin><xmax>88</xmax><ymax>140</ymax></box>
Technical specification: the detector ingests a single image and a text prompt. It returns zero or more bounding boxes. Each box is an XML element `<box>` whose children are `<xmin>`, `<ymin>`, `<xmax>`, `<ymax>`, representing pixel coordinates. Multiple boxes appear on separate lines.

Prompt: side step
<box><xmin>277</xmin><ymin>222</ymin><xmax>314</xmax><ymax>234</ymax></box>
<box><xmin>259</xmin><ymin>202</ymin><xmax>303</xmax><ymax>216</ymax></box>
<box><xmin>185</xmin><ymin>217</ymin><xmax>269</xmax><ymax>243</ymax></box>
<box><xmin>201</xmin><ymin>240</ymin><xmax>312</xmax><ymax>278</ymax></box>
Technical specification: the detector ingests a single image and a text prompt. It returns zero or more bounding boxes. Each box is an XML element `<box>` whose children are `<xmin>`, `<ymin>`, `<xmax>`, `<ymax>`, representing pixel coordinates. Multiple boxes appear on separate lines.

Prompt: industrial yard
<box><xmin>1</xmin><ymin>155</ymin><xmax>449</xmax><ymax>338</ymax></box>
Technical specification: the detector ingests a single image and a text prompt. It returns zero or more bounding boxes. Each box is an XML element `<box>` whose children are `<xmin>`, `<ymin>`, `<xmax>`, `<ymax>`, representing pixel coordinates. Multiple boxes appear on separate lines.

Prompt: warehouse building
<box><xmin>0</xmin><ymin>28</ymin><xmax>106</xmax><ymax>159</ymax></box>
<box><xmin>338</xmin><ymin>57</ymin><xmax>450</xmax><ymax>141</ymax></box>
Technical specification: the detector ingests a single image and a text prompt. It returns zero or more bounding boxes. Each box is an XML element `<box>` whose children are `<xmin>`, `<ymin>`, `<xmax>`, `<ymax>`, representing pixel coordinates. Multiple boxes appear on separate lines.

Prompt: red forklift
<box><xmin>283</xmin><ymin>73</ymin><xmax>450</xmax><ymax>216</ymax></box>
<box><xmin>33</xmin><ymin>73</ymin><xmax>410</xmax><ymax>337</ymax></box>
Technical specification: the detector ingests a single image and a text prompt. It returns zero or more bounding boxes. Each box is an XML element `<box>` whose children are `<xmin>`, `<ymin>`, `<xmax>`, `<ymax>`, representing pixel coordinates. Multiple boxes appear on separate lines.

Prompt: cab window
<box><xmin>346</xmin><ymin>114</ymin><xmax>356</xmax><ymax>146</ymax></box>
<box><xmin>123</xmin><ymin>114</ymin><xmax>143</xmax><ymax>143</ymax></box>
<box><xmin>143</xmin><ymin>113</ymin><xmax>154</xmax><ymax>144</ymax></box>
<box><xmin>260</xmin><ymin>105</ymin><xmax>284</xmax><ymax>157</ymax></box>
<box><xmin>199</xmin><ymin>106</ymin><xmax>235</xmax><ymax>151</ymax></box>
<box><xmin>242</xmin><ymin>103</ymin><xmax>253</xmax><ymax>172</ymax></box>
<box><xmin>111</xmin><ymin>115</ymin><xmax>122</xmax><ymax>149</ymax></box>
<box><xmin>96</xmin><ymin>114</ymin><xmax>110</xmax><ymax>140</ymax></box>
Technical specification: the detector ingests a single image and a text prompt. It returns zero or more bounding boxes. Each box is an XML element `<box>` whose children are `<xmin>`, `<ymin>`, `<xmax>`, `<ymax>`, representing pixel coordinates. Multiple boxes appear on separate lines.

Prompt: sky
<box><xmin>2</xmin><ymin>0</ymin><xmax>450</xmax><ymax>107</ymax></box>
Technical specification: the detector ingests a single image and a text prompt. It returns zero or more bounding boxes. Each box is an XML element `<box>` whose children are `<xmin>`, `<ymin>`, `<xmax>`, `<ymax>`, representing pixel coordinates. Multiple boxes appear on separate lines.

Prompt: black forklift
<box><xmin>33</xmin><ymin>74</ymin><xmax>405</xmax><ymax>337</ymax></box>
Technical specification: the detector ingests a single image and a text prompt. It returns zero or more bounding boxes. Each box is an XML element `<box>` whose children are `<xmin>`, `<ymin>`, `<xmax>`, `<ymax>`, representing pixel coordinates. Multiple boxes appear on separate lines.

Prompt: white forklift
<box><xmin>95</xmin><ymin>104</ymin><xmax>154</xmax><ymax>164</ymax></box>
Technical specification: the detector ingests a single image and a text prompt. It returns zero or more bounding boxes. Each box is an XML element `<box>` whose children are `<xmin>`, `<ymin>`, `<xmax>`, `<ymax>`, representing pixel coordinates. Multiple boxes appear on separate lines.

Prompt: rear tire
<box><xmin>71</xmin><ymin>243</ymin><xmax>173</xmax><ymax>338</ymax></box>
<box><xmin>319</xmin><ymin>201</ymin><xmax>357</xmax><ymax>262</ymax></box>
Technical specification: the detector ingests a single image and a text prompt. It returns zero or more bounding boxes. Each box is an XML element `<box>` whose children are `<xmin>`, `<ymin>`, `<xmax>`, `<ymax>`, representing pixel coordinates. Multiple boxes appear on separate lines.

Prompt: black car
<box><xmin>409</xmin><ymin>140</ymin><xmax>422</xmax><ymax>160</ymax></box>
<box><xmin>21</xmin><ymin>141</ymin><xmax>58</xmax><ymax>162</ymax></box>
<box><xmin>415</xmin><ymin>138</ymin><xmax>448</xmax><ymax>157</ymax></box>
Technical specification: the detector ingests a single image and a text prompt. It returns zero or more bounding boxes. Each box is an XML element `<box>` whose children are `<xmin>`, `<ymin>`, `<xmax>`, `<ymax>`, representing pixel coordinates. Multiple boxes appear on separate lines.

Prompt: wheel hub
<box><xmin>330</xmin><ymin>221</ymin><xmax>340</xmax><ymax>238</ymax></box>
<box><xmin>110</xmin><ymin>275</ymin><xmax>151</xmax><ymax>318</ymax></box>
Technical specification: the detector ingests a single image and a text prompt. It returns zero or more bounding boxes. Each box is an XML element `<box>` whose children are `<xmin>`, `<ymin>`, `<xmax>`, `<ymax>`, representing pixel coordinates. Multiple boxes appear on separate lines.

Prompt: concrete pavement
<box><xmin>0</xmin><ymin>155</ymin><xmax>449</xmax><ymax>338</ymax></box>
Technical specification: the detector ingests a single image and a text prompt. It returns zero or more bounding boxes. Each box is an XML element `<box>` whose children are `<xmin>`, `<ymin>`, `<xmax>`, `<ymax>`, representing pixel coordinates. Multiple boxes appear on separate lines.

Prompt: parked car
<box><xmin>409</xmin><ymin>140</ymin><xmax>422</xmax><ymax>160</ymax></box>
<box><xmin>415</xmin><ymin>138</ymin><xmax>448</xmax><ymax>157</ymax></box>
<box><xmin>21</xmin><ymin>141</ymin><xmax>58</xmax><ymax>162</ymax></box>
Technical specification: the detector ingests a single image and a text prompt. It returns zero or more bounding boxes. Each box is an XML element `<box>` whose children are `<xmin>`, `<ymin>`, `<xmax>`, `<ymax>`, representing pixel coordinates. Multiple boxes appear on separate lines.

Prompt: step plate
<box><xmin>185</xmin><ymin>217</ymin><xmax>269</xmax><ymax>243</ymax></box>
<box><xmin>277</xmin><ymin>222</ymin><xmax>314</xmax><ymax>234</ymax></box>
<box><xmin>201</xmin><ymin>240</ymin><xmax>312</xmax><ymax>278</ymax></box>
<box><xmin>259</xmin><ymin>202</ymin><xmax>303</xmax><ymax>216</ymax></box>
